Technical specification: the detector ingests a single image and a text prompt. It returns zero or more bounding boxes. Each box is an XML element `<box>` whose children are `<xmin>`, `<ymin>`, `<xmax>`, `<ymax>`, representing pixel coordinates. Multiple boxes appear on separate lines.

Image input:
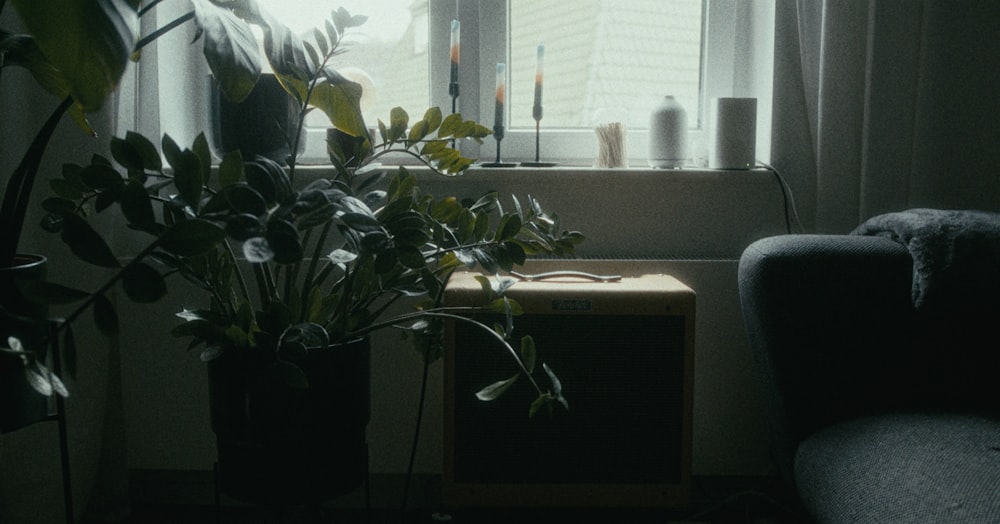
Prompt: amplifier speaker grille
<box><xmin>443</xmin><ymin>272</ymin><xmax>695</xmax><ymax>508</ymax></box>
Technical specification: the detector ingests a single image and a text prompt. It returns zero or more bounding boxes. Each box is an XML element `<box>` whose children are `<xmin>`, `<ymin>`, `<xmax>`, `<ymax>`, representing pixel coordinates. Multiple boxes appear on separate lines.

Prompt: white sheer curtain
<box><xmin>770</xmin><ymin>0</ymin><xmax>1000</xmax><ymax>233</ymax></box>
<box><xmin>119</xmin><ymin>1</ymin><xmax>211</xmax><ymax>152</ymax></box>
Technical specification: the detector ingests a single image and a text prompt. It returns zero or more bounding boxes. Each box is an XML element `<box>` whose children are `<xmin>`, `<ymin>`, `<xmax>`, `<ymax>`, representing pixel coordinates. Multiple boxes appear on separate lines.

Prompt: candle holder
<box><xmin>449</xmin><ymin>81</ymin><xmax>459</xmax><ymax>149</ymax></box>
<box><xmin>521</xmin><ymin>108</ymin><xmax>557</xmax><ymax>168</ymax></box>
<box><xmin>449</xmin><ymin>82</ymin><xmax>459</xmax><ymax>114</ymax></box>
<box><xmin>481</xmin><ymin>124</ymin><xmax>517</xmax><ymax>168</ymax></box>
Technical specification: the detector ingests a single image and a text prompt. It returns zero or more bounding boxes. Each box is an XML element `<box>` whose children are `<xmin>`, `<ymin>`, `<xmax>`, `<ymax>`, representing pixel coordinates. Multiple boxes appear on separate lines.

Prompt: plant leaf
<box><xmin>119</xmin><ymin>179</ymin><xmax>156</xmax><ymax>232</ymax></box>
<box><xmin>171</xmin><ymin>149</ymin><xmax>203</xmax><ymax>211</ymax></box>
<box><xmin>277</xmin><ymin>70</ymin><xmax>367</xmax><ymax>138</ymax></box>
<box><xmin>475</xmin><ymin>374</ymin><xmax>519</xmax><ymax>401</ymax></box>
<box><xmin>93</xmin><ymin>293</ymin><xmax>120</xmax><ymax>335</ymax></box>
<box><xmin>242</xmin><ymin>237</ymin><xmax>274</xmax><ymax>263</ymax></box>
<box><xmin>79</xmin><ymin>163</ymin><xmax>123</xmax><ymax>190</ymax></box>
<box><xmin>423</xmin><ymin>107</ymin><xmax>443</xmax><ymax>134</ymax></box>
<box><xmin>125</xmin><ymin>131</ymin><xmax>162</xmax><ymax>171</ymax></box>
<box><xmin>543</xmin><ymin>362</ymin><xmax>568</xmax><ymax>410</ymax></box>
<box><xmin>0</xmin><ymin>32</ymin><xmax>95</xmax><ymax>135</ymax></box>
<box><xmin>326</xmin><ymin>248</ymin><xmax>357</xmax><ymax>265</ymax></box>
<box><xmin>110</xmin><ymin>136</ymin><xmax>144</xmax><ymax>171</ymax></box>
<box><xmin>159</xmin><ymin>219</ymin><xmax>226</xmax><ymax>257</ymax></box>
<box><xmin>520</xmin><ymin>336</ymin><xmax>536</xmax><ymax>374</ymax></box>
<box><xmin>24</xmin><ymin>363</ymin><xmax>53</xmax><ymax>397</ymax></box>
<box><xmin>265</xmin><ymin>219</ymin><xmax>303</xmax><ymax>264</ymax></box>
<box><xmin>10</xmin><ymin>0</ymin><xmax>139</xmax><ymax>111</ymax></box>
<box><xmin>191</xmin><ymin>0</ymin><xmax>261</xmax><ymax>102</ymax></box>
<box><xmin>218</xmin><ymin>150</ymin><xmax>244</xmax><ymax>188</ymax></box>
<box><xmin>225</xmin><ymin>213</ymin><xmax>263</xmax><ymax>241</ymax></box>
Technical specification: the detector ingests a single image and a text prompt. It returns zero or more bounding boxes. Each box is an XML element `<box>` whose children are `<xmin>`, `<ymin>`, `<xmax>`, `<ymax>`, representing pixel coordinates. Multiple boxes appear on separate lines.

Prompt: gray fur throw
<box><xmin>852</xmin><ymin>208</ymin><xmax>1000</xmax><ymax>311</ymax></box>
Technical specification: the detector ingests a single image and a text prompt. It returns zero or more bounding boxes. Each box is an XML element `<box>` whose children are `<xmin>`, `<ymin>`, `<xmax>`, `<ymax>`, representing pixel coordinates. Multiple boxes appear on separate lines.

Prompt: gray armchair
<box><xmin>738</xmin><ymin>210</ymin><xmax>1000</xmax><ymax>523</ymax></box>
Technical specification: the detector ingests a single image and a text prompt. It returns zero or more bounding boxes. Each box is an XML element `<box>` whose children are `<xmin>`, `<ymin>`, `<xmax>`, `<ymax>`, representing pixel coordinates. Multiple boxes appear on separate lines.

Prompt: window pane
<box><xmin>508</xmin><ymin>0</ymin><xmax>703</xmax><ymax>130</ymax></box>
<box><xmin>257</xmin><ymin>0</ymin><xmax>430</xmax><ymax>127</ymax></box>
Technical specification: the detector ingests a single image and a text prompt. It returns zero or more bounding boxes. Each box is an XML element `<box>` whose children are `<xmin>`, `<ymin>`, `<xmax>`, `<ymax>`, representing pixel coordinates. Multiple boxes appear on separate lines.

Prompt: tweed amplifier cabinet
<box><xmin>442</xmin><ymin>270</ymin><xmax>695</xmax><ymax>508</ymax></box>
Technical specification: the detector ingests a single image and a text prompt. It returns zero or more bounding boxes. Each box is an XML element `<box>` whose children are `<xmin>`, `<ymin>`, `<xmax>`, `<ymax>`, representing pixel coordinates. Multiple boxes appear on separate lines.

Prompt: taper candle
<box><xmin>533</xmin><ymin>44</ymin><xmax>544</xmax><ymax>120</ymax></box>
<box><xmin>494</xmin><ymin>62</ymin><xmax>506</xmax><ymax>129</ymax></box>
<box><xmin>449</xmin><ymin>20</ymin><xmax>460</xmax><ymax>87</ymax></box>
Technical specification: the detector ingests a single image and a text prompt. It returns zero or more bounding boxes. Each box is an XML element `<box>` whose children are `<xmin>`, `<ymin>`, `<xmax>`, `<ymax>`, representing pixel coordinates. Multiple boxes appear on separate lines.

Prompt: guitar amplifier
<box><xmin>442</xmin><ymin>270</ymin><xmax>695</xmax><ymax>507</ymax></box>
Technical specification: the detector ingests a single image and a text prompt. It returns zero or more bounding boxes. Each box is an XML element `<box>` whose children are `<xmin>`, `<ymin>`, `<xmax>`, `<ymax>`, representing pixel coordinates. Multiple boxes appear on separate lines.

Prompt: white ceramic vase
<box><xmin>648</xmin><ymin>96</ymin><xmax>687</xmax><ymax>168</ymax></box>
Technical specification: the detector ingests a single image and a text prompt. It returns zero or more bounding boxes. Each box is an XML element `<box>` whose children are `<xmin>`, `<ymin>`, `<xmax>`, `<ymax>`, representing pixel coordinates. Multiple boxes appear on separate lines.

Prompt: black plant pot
<box><xmin>208</xmin><ymin>337</ymin><xmax>370</xmax><ymax>506</ymax></box>
<box><xmin>208</xmin><ymin>73</ymin><xmax>304</xmax><ymax>165</ymax></box>
<box><xmin>0</xmin><ymin>254</ymin><xmax>50</xmax><ymax>434</ymax></box>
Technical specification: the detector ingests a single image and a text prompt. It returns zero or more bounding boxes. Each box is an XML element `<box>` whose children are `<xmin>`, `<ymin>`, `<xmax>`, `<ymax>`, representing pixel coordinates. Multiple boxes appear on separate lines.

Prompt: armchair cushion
<box><xmin>795</xmin><ymin>413</ymin><xmax>1000</xmax><ymax>523</ymax></box>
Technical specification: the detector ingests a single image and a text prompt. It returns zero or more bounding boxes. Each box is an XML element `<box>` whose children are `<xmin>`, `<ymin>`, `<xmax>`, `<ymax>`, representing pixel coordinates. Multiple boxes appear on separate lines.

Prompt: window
<box><xmin>257</xmin><ymin>0</ymin><xmax>431</xmax><ymax>161</ymax></box>
<box><xmin>261</xmin><ymin>0</ymin><xmax>772</xmax><ymax>166</ymax></box>
<box><xmin>505</xmin><ymin>0</ymin><xmax>703</xmax><ymax>130</ymax></box>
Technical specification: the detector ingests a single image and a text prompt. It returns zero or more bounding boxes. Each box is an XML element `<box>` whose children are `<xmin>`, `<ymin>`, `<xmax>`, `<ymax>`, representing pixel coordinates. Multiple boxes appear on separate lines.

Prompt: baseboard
<box><xmin>128</xmin><ymin>469</ymin><xmax>442</xmax><ymax>510</ymax></box>
<box><xmin>127</xmin><ymin>471</ymin><xmax>806</xmax><ymax>523</ymax></box>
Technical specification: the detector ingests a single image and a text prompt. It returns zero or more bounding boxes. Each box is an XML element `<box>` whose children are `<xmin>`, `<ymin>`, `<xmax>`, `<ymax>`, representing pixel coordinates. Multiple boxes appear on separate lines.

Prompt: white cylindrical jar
<box><xmin>648</xmin><ymin>96</ymin><xmax>687</xmax><ymax>168</ymax></box>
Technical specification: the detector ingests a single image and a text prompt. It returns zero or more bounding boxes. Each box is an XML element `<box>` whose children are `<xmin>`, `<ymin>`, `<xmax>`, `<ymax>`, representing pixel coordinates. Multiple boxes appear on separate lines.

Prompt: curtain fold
<box><xmin>771</xmin><ymin>0</ymin><xmax>1000</xmax><ymax>233</ymax></box>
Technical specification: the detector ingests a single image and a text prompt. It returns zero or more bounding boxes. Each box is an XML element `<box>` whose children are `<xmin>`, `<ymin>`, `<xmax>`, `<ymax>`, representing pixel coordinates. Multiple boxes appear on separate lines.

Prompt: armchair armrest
<box><xmin>738</xmin><ymin>234</ymin><xmax>915</xmax><ymax>478</ymax></box>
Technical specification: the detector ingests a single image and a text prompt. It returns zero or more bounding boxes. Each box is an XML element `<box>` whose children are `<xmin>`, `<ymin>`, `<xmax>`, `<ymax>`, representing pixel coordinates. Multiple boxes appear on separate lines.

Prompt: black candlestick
<box><xmin>481</xmin><ymin>124</ymin><xmax>517</xmax><ymax>167</ymax></box>
<box><xmin>449</xmin><ymin>81</ymin><xmax>459</xmax><ymax>148</ymax></box>
<box><xmin>521</xmin><ymin>103</ymin><xmax>557</xmax><ymax>167</ymax></box>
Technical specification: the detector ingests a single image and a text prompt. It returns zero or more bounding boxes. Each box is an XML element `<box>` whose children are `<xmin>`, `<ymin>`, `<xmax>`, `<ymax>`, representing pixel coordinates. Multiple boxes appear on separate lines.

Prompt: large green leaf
<box><xmin>258</xmin><ymin>9</ymin><xmax>311</xmax><ymax>81</ymax></box>
<box><xmin>191</xmin><ymin>0</ymin><xmax>261</xmax><ymax>103</ymax></box>
<box><xmin>10</xmin><ymin>0</ymin><xmax>139</xmax><ymax>112</ymax></box>
<box><xmin>0</xmin><ymin>31</ymin><xmax>94</xmax><ymax>134</ymax></box>
<box><xmin>169</xmin><ymin>149</ymin><xmax>204</xmax><ymax>211</ymax></box>
<box><xmin>119</xmin><ymin>180</ymin><xmax>156</xmax><ymax>232</ymax></box>
<box><xmin>277</xmin><ymin>69</ymin><xmax>367</xmax><ymax>138</ymax></box>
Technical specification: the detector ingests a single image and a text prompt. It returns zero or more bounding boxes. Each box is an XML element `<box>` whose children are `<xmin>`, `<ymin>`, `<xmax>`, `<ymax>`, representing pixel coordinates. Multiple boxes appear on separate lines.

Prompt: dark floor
<box><xmin>118</xmin><ymin>476</ymin><xmax>809</xmax><ymax>524</ymax></box>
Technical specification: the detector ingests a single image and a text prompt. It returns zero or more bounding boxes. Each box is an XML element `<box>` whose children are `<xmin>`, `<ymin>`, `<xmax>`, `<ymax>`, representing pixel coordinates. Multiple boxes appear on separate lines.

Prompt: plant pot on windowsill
<box><xmin>208</xmin><ymin>73</ymin><xmax>304</xmax><ymax>165</ymax></box>
<box><xmin>208</xmin><ymin>336</ymin><xmax>370</xmax><ymax>506</ymax></box>
<box><xmin>0</xmin><ymin>254</ymin><xmax>51</xmax><ymax>433</ymax></box>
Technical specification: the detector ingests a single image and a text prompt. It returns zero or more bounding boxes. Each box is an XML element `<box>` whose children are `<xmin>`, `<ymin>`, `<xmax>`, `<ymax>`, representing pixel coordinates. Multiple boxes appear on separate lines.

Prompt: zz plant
<box><xmin>32</xmin><ymin>5</ymin><xmax>583</xmax><ymax>413</ymax></box>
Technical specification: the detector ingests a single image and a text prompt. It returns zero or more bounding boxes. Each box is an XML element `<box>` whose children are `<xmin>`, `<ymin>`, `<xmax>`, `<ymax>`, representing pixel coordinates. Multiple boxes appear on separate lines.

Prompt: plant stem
<box><xmin>134</xmin><ymin>11</ymin><xmax>195</xmax><ymax>52</ymax></box>
<box><xmin>401</xmin><ymin>356</ymin><xmax>430</xmax><ymax>520</ymax></box>
<box><xmin>354</xmin><ymin>309</ymin><xmax>544</xmax><ymax>395</ymax></box>
<box><xmin>59</xmin><ymin>237</ymin><xmax>164</xmax><ymax>328</ymax></box>
<box><xmin>137</xmin><ymin>0</ymin><xmax>165</xmax><ymax>17</ymax></box>
<box><xmin>251</xmin><ymin>262</ymin><xmax>276</xmax><ymax>310</ymax></box>
<box><xmin>301</xmin><ymin>220</ymin><xmax>332</xmax><ymax>308</ymax></box>
<box><xmin>222</xmin><ymin>239</ymin><xmax>251</xmax><ymax>305</ymax></box>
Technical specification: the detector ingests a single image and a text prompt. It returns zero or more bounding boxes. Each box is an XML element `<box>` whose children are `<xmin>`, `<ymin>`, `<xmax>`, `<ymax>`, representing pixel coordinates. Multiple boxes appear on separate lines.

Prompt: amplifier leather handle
<box><xmin>510</xmin><ymin>270</ymin><xmax>622</xmax><ymax>282</ymax></box>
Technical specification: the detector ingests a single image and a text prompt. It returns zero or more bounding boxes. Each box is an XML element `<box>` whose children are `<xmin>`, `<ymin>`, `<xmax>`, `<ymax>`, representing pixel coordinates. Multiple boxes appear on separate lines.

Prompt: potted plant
<box><xmin>17</xmin><ymin>1</ymin><xmax>583</xmax><ymax>506</ymax></box>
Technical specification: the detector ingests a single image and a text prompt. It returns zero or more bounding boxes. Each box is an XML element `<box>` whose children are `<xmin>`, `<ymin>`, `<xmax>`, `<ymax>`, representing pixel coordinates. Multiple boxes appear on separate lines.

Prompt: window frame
<box><xmin>298</xmin><ymin>0</ymin><xmax>768</xmax><ymax>166</ymax></box>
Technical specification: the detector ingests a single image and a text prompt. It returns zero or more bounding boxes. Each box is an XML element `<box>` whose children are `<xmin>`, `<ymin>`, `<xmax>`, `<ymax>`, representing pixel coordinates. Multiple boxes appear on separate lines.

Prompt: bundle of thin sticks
<box><xmin>595</xmin><ymin>121</ymin><xmax>626</xmax><ymax>168</ymax></box>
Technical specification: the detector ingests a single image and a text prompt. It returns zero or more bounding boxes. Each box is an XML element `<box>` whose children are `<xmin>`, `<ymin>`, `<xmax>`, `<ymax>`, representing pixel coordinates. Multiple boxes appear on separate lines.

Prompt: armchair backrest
<box><xmin>738</xmin><ymin>234</ymin><xmax>916</xmax><ymax>479</ymax></box>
